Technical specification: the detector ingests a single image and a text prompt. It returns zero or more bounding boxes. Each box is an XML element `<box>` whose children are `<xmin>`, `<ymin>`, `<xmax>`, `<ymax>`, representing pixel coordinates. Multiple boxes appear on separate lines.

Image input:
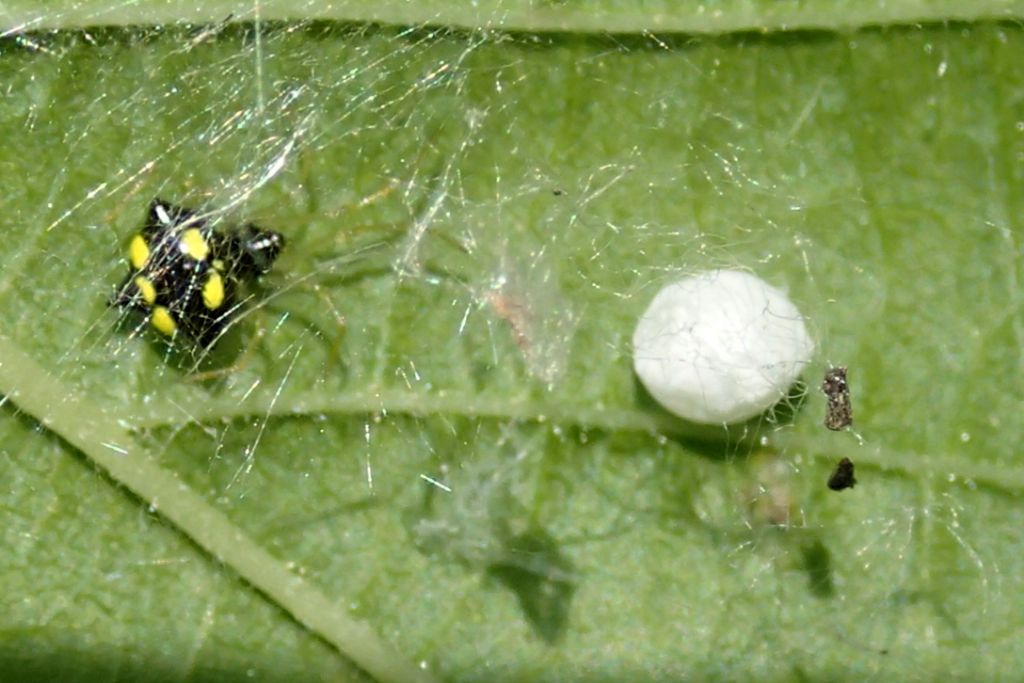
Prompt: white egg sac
<box><xmin>632</xmin><ymin>269</ymin><xmax>814</xmax><ymax>425</ymax></box>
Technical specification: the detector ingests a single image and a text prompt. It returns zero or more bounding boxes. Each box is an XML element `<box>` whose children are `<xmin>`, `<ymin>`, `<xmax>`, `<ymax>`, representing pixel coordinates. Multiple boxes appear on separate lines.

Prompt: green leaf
<box><xmin>4</xmin><ymin>1</ymin><xmax>1024</xmax><ymax>33</ymax></box>
<box><xmin>3</xmin><ymin>15</ymin><xmax>1024</xmax><ymax>683</ymax></box>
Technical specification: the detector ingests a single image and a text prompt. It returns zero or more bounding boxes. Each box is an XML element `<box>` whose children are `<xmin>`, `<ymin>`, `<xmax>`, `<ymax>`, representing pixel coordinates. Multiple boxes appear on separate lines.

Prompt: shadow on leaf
<box><xmin>800</xmin><ymin>536</ymin><xmax>835</xmax><ymax>598</ymax></box>
<box><xmin>486</xmin><ymin>525</ymin><xmax>577</xmax><ymax>645</ymax></box>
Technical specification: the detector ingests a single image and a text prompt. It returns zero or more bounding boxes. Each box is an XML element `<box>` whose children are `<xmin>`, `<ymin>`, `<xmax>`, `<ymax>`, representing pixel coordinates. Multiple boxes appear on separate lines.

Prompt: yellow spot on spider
<box><xmin>134</xmin><ymin>275</ymin><xmax>157</xmax><ymax>305</ymax></box>
<box><xmin>129</xmin><ymin>234</ymin><xmax>150</xmax><ymax>269</ymax></box>
<box><xmin>202</xmin><ymin>271</ymin><xmax>224</xmax><ymax>310</ymax></box>
<box><xmin>179</xmin><ymin>228</ymin><xmax>210</xmax><ymax>261</ymax></box>
<box><xmin>212</xmin><ymin>258</ymin><xmax>225</xmax><ymax>271</ymax></box>
<box><xmin>151</xmin><ymin>306</ymin><xmax>177</xmax><ymax>336</ymax></box>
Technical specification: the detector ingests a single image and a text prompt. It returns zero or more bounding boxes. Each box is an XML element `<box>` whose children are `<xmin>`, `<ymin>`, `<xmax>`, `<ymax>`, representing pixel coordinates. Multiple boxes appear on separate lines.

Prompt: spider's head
<box><xmin>235</xmin><ymin>223</ymin><xmax>285</xmax><ymax>277</ymax></box>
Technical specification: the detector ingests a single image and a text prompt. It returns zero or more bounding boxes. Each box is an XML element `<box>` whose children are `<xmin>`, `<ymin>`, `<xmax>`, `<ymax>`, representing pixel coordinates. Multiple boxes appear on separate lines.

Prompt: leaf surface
<box><xmin>1</xmin><ymin>15</ymin><xmax>1023</xmax><ymax>683</ymax></box>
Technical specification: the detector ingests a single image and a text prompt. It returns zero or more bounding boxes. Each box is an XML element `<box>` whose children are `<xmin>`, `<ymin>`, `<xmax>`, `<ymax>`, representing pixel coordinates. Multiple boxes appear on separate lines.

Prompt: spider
<box><xmin>110</xmin><ymin>179</ymin><xmax>465</xmax><ymax>380</ymax></box>
<box><xmin>110</xmin><ymin>198</ymin><xmax>284</xmax><ymax>350</ymax></box>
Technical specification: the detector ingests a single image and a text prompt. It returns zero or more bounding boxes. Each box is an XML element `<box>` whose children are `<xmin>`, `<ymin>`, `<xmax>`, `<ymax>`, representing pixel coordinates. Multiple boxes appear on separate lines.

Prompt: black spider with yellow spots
<box><xmin>111</xmin><ymin>198</ymin><xmax>284</xmax><ymax>347</ymax></box>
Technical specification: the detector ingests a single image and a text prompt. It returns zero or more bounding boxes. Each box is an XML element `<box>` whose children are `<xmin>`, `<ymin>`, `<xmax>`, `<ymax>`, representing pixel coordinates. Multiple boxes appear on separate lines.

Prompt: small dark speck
<box><xmin>828</xmin><ymin>457</ymin><xmax>856</xmax><ymax>491</ymax></box>
<box><xmin>552</xmin><ymin>189</ymin><xmax>564</xmax><ymax>196</ymax></box>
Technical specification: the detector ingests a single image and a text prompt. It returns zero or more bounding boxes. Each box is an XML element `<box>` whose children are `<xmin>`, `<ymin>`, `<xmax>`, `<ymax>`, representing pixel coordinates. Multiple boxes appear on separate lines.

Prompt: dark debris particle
<box><xmin>827</xmin><ymin>457</ymin><xmax>857</xmax><ymax>491</ymax></box>
<box><xmin>822</xmin><ymin>365</ymin><xmax>852</xmax><ymax>431</ymax></box>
